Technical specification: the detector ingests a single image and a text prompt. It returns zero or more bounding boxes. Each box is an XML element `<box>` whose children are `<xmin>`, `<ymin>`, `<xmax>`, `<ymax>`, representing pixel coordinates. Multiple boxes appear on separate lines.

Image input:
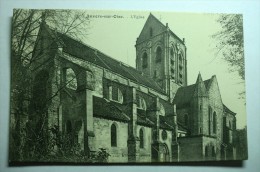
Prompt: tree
<box><xmin>10</xmin><ymin>9</ymin><xmax>90</xmax><ymax>161</ymax></box>
<box><xmin>212</xmin><ymin>14</ymin><xmax>244</xmax><ymax>80</ymax></box>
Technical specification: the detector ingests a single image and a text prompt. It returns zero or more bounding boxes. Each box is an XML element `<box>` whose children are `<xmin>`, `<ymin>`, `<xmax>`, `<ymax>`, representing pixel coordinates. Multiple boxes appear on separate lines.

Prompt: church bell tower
<box><xmin>135</xmin><ymin>13</ymin><xmax>187</xmax><ymax>100</ymax></box>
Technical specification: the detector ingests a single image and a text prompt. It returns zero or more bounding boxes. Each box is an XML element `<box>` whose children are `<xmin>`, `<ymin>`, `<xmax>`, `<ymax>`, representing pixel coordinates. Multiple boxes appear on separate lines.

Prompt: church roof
<box><xmin>93</xmin><ymin>96</ymin><xmax>130</xmax><ymax>122</ymax></box>
<box><xmin>173</xmin><ymin>78</ymin><xmax>211</xmax><ymax>107</ymax></box>
<box><xmin>136</xmin><ymin>13</ymin><xmax>184</xmax><ymax>45</ymax></box>
<box><xmin>50</xmin><ymin>28</ymin><xmax>165</xmax><ymax>94</ymax></box>
<box><xmin>223</xmin><ymin>104</ymin><xmax>236</xmax><ymax>116</ymax></box>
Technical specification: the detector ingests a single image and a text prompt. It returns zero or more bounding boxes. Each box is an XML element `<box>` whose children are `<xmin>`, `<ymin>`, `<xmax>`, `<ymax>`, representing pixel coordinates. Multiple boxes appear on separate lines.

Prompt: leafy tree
<box><xmin>10</xmin><ymin>9</ymin><xmax>90</xmax><ymax>161</ymax></box>
<box><xmin>212</xmin><ymin>14</ymin><xmax>244</xmax><ymax>80</ymax></box>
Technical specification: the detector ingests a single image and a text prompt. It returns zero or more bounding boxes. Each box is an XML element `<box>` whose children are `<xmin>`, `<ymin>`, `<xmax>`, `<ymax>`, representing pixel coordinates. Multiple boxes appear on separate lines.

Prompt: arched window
<box><xmin>111</xmin><ymin>124</ymin><xmax>117</xmax><ymax>147</ymax></box>
<box><xmin>158</xmin><ymin>102</ymin><xmax>165</xmax><ymax>116</ymax></box>
<box><xmin>139</xmin><ymin>128</ymin><xmax>144</xmax><ymax>148</ymax></box>
<box><xmin>205</xmin><ymin>146</ymin><xmax>208</xmax><ymax>157</ymax></box>
<box><xmin>170</xmin><ymin>47</ymin><xmax>174</xmax><ymax>59</ymax></box>
<box><xmin>109</xmin><ymin>84</ymin><xmax>124</xmax><ymax>104</ymax></box>
<box><xmin>212</xmin><ymin>146</ymin><xmax>216</xmax><ymax>157</ymax></box>
<box><xmin>208</xmin><ymin>106</ymin><xmax>212</xmax><ymax>135</ymax></box>
<box><xmin>178</xmin><ymin>53</ymin><xmax>183</xmax><ymax>84</ymax></box>
<box><xmin>142</xmin><ymin>52</ymin><xmax>148</xmax><ymax>68</ymax></box>
<box><xmin>150</xmin><ymin>27</ymin><xmax>153</xmax><ymax>37</ymax></box>
<box><xmin>213</xmin><ymin>112</ymin><xmax>217</xmax><ymax>134</ymax></box>
<box><xmin>65</xmin><ymin>68</ymin><xmax>77</xmax><ymax>90</ymax></box>
<box><xmin>178</xmin><ymin>53</ymin><xmax>183</xmax><ymax>63</ymax></box>
<box><xmin>156</xmin><ymin>46</ymin><xmax>162</xmax><ymax>63</ymax></box>
<box><xmin>137</xmin><ymin>95</ymin><xmax>146</xmax><ymax>110</ymax></box>
<box><xmin>229</xmin><ymin>121</ymin><xmax>232</xmax><ymax>129</ymax></box>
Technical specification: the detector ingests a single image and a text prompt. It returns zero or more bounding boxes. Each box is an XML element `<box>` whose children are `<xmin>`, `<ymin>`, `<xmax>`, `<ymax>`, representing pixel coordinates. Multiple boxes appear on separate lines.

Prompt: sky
<box><xmin>82</xmin><ymin>10</ymin><xmax>246</xmax><ymax>129</ymax></box>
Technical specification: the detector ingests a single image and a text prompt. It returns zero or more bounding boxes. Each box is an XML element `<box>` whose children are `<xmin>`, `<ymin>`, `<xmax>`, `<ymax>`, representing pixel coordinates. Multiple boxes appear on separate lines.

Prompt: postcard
<box><xmin>9</xmin><ymin>9</ymin><xmax>247</xmax><ymax>164</ymax></box>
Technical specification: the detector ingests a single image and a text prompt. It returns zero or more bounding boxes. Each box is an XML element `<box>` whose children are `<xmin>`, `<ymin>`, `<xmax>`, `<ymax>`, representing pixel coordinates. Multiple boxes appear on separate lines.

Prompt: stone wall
<box><xmin>136</xmin><ymin>125</ymin><xmax>152</xmax><ymax>162</ymax></box>
<box><xmin>93</xmin><ymin>117</ymin><xmax>128</xmax><ymax>163</ymax></box>
<box><xmin>178</xmin><ymin>136</ymin><xmax>203</xmax><ymax>161</ymax></box>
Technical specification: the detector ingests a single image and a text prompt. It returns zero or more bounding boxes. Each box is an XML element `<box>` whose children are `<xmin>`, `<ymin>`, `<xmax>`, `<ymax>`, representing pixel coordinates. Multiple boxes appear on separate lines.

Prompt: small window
<box><xmin>109</xmin><ymin>85</ymin><xmax>123</xmax><ymax>104</ymax></box>
<box><xmin>150</xmin><ymin>27</ymin><xmax>153</xmax><ymax>37</ymax></box>
<box><xmin>170</xmin><ymin>48</ymin><xmax>174</xmax><ymax>59</ymax></box>
<box><xmin>111</xmin><ymin>124</ymin><xmax>117</xmax><ymax>147</ymax></box>
<box><xmin>156</xmin><ymin>46</ymin><xmax>162</xmax><ymax>63</ymax></box>
<box><xmin>213</xmin><ymin>112</ymin><xmax>217</xmax><ymax>133</ymax></box>
<box><xmin>158</xmin><ymin>102</ymin><xmax>165</xmax><ymax>116</ymax></box>
<box><xmin>142</xmin><ymin>52</ymin><xmax>148</xmax><ymax>68</ymax></box>
<box><xmin>162</xmin><ymin>130</ymin><xmax>167</xmax><ymax>140</ymax></box>
<box><xmin>139</xmin><ymin>128</ymin><xmax>144</xmax><ymax>148</ymax></box>
<box><xmin>137</xmin><ymin>95</ymin><xmax>146</xmax><ymax>110</ymax></box>
<box><xmin>205</xmin><ymin>146</ymin><xmax>208</xmax><ymax>157</ymax></box>
<box><xmin>212</xmin><ymin>146</ymin><xmax>216</xmax><ymax>156</ymax></box>
<box><xmin>178</xmin><ymin>53</ymin><xmax>183</xmax><ymax>62</ymax></box>
<box><xmin>229</xmin><ymin>121</ymin><xmax>232</xmax><ymax>129</ymax></box>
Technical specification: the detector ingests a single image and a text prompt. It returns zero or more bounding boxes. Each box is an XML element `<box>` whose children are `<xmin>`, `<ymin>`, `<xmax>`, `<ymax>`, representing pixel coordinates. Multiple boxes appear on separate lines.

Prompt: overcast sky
<box><xmin>83</xmin><ymin>10</ymin><xmax>246</xmax><ymax>129</ymax></box>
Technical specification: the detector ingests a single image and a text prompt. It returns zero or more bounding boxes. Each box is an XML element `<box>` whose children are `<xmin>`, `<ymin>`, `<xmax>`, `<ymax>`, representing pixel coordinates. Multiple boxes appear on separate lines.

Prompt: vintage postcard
<box><xmin>9</xmin><ymin>9</ymin><xmax>247</xmax><ymax>164</ymax></box>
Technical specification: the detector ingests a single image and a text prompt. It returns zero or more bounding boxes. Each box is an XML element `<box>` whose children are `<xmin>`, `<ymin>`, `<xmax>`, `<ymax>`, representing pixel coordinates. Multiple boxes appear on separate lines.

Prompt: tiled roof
<box><xmin>159</xmin><ymin>115</ymin><xmax>175</xmax><ymax>130</ymax></box>
<box><xmin>137</xmin><ymin>114</ymin><xmax>155</xmax><ymax>127</ymax></box>
<box><xmin>50</xmin><ymin>28</ymin><xmax>165</xmax><ymax>94</ymax></box>
<box><xmin>93</xmin><ymin>96</ymin><xmax>130</xmax><ymax>122</ymax></box>
<box><xmin>177</xmin><ymin>122</ymin><xmax>188</xmax><ymax>132</ymax></box>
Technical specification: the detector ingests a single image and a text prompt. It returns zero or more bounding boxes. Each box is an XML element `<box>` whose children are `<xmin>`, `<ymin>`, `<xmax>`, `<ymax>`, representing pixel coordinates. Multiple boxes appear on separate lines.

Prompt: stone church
<box><xmin>27</xmin><ymin>13</ymin><xmax>237</xmax><ymax>162</ymax></box>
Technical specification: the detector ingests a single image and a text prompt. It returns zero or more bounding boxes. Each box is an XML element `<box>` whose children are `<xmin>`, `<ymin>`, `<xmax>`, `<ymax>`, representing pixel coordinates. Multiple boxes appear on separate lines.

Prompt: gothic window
<box><xmin>229</xmin><ymin>121</ymin><xmax>232</xmax><ymax>129</ymax></box>
<box><xmin>118</xmin><ymin>89</ymin><xmax>123</xmax><ymax>103</ymax></box>
<box><xmin>213</xmin><ymin>112</ymin><xmax>217</xmax><ymax>134</ymax></box>
<box><xmin>212</xmin><ymin>146</ymin><xmax>216</xmax><ymax>157</ymax></box>
<box><xmin>150</xmin><ymin>27</ymin><xmax>153</xmax><ymax>37</ymax></box>
<box><xmin>109</xmin><ymin>84</ymin><xmax>124</xmax><ymax>104</ymax></box>
<box><xmin>178</xmin><ymin>53</ymin><xmax>184</xmax><ymax>84</ymax></box>
<box><xmin>112</xmin><ymin>85</ymin><xmax>119</xmax><ymax>101</ymax></box>
<box><xmin>205</xmin><ymin>146</ymin><xmax>208</xmax><ymax>157</ymax></box>
<box><xmin>142</xmin><ymin>52</ymin><xmax>148</xmax><ymax>68</ymax></box>
<box><xmin>139</xmin><ymin>128</ymin><xmax>144</xmax><ymax>148</ymax></box>
<box><xmin>156</xmin><ymin>46</ymin><xmax>162</xmax><ymax>63</ymax></box>
<box><xmin>65</xmin><ymin>68</ymin><xmax>77</xmax><ymax>90</ymax></box>
<box><xmin>158</xmin><ymin>102</ymin><xmax>165</xmax><ymax>116</ymax></box>
<box><xmin>170</xmin><ymin>47</ymin><xmax>174</xmax><ymax>59</ymax></box>
<box><xmin>137</xmin><ymin>95</ymin><xmax>146</xmax><ymax>110</ymax></box>
<box><xmin>111</xmin><ymin>123</ymin><xmax>117</xmax><ymax>147</ymax></box>
<box><xmin>208</xmin><ymin>106</ymin><xmax>212</xmax><ymax>135</ymax></box>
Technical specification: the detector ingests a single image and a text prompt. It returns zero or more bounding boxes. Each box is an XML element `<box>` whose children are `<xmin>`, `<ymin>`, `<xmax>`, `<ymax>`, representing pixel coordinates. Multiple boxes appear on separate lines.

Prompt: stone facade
<box><xmin>16</xmin><ymin>13</ymin><xmax>238</xmax><ymax>163</ymax></box>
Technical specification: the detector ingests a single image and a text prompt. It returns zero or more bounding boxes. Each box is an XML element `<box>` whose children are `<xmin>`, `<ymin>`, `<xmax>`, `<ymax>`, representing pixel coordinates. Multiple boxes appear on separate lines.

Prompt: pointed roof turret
<box><xmin>193</xmin><ymin>73</ymin><xmax>207</xmax><ymax>97</ymax></box>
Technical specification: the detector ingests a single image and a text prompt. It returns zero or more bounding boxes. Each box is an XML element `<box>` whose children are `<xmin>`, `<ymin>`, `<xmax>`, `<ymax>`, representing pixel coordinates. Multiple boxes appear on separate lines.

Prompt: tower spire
<box><xmin>194</xmin><ymin>73</ymin><xmax>207</xmax><ymax>97</ymax></box>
